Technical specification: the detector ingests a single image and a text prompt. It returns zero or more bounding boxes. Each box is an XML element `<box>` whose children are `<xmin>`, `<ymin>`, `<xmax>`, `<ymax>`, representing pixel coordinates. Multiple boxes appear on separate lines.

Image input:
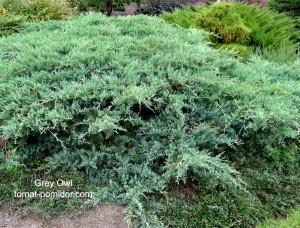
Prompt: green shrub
<box><xmin>159</xmin><ymin>5</ymin><xmax>197</xmax><ymax>28</ymax></box>
<box><xmin>162</xmin><ymin>140</ymin><xmax>300</xmax><ymax>227</ymax></box>
<box><xmin>67</xmin><ymin>0</ymin><xmax>106</xmax><ymax>11</ymax></box>
<box><xmin>67</xmin><ymin>0</ymin><xmax>127</xmax><ymax>12</ymax></box>
<box><xmin>0</xmin><ymin>150</ymin><xmax>96</xmax><ymax>217</ymax></box>
<box><xmin>235</xmin><ymin>3</ymin><xmax>298</xmax><ymax>49</ymax></box>
<box><xmin>1</xmin><ymin>13</ymin><xmax>300</xmax><ymax>226</ymax></box>
<box><xmin>269</xmin><ymin>0</ymin><xmax>300</xmax><ymax>17</ymax></box>
<box><xmin>26</xmin><ymin>0</ymin><xmax>74</xmax><ymax>21</ymax></box>
<box><xmin>0</xmin><ymin>0</ymin><xmax>74</xmax><ymax>36</ymax></box>
<box><xmin>219</xmin><ymin>43</ymin><xmax>251</xmax><ymax>58</ymax></box>
<box><xmin>0</xmin><ymin>0</ymin><xmax>74</xmax><ymax>21</ymax></box>
<box><xmin>196</xmin><ymin>3</ymin><xmax>251</xmax><ymax>44</ymax></box>
<box><xmin>161</xmin><ymin>163</ymin><xmax>300</xmax><ymax>227</ymax></box>
<box><xmin>0</xmin><ymin>0</ymin><xmax>27</xmax><ymax>14</ymax></box>
<box><xmin>258</xmin><ymin>207</ymin><xmax>300</xmax><ymax>228</ymax></box>
<box><xmin>253</xmin><ymin>44</ymin><xmax>299</xmax><ymax>63</ymax></box>
<box><xmin>161</xmin><ymin>183</ymin><xmax>265</xmax><ymax>227</ymax></box>
<box><xmin>0</xmin><ymin>12</ymin><xmax>26</xmax><ymax>36</ymax></box>
<box><xmin>161</xmin><ymin>3</ymin><xmax>299</xmax><ymax>62</ymax></box>
<box><xmin>142</xmin><ymin>0</ymin><xmax>202</xmax><ymax>15</ymax></box>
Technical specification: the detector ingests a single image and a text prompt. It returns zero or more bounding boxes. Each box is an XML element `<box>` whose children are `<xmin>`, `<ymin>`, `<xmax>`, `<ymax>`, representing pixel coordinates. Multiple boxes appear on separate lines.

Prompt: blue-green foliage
<box><xmin>0</xmin><ymin>13</ymin><xmax>300</xmax><ymax>225</ymax></box>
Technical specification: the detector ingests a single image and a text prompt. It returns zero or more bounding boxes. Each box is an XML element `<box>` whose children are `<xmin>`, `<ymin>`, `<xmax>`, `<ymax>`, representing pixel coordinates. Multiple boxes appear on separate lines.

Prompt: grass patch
<box><xmin>258</xmin><ymin>207</ymin><xmax>300</xmax><ymax>228</ymax></box>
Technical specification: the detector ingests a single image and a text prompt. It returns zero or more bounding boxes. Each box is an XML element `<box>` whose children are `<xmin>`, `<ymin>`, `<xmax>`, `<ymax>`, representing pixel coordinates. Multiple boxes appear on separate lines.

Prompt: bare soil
<box><xmin>0</xmin><ymin>203</ymin><xmax>128</xmax><ymax>228</ymax></box>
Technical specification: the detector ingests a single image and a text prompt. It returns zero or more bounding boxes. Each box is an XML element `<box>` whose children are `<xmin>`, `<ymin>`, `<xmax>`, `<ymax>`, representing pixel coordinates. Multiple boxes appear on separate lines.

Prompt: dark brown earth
<box><xmin>0</xmin><ymin>203</ymin><xmax>128</xmax><ymax>228</ymax></box>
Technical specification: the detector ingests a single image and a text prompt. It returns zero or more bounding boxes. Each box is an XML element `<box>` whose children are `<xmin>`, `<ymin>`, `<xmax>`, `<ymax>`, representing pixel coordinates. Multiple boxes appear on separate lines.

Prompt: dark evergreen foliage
<box><xmin>269</xmin><ymin>0</ymin><xmax>300</xmax><ymax>16</ymax></box>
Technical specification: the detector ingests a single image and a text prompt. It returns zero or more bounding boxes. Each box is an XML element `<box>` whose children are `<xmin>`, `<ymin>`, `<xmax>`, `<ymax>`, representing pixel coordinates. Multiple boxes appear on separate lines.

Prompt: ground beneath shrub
<box><xmin>0</xmin><ymin>203</ymin><xmax>128</xmax><ymax>228</ymax></box>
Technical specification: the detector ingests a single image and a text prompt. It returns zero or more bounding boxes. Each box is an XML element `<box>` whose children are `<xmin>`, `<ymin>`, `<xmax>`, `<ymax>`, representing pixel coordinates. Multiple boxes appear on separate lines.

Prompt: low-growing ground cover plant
<box><xmin>1</xmin><ymin>13</ymin><xmax>300</xmax><ymax>227</ymax></box>
<box><xmin>0</xmin><ymin>0</ymin><xmax>135</xmax><ymax>34</ymax></box>
<box><xmin>161</xmin><ymin>2</ymin><xmax>299</xmax><ymax>62</ymax></box>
